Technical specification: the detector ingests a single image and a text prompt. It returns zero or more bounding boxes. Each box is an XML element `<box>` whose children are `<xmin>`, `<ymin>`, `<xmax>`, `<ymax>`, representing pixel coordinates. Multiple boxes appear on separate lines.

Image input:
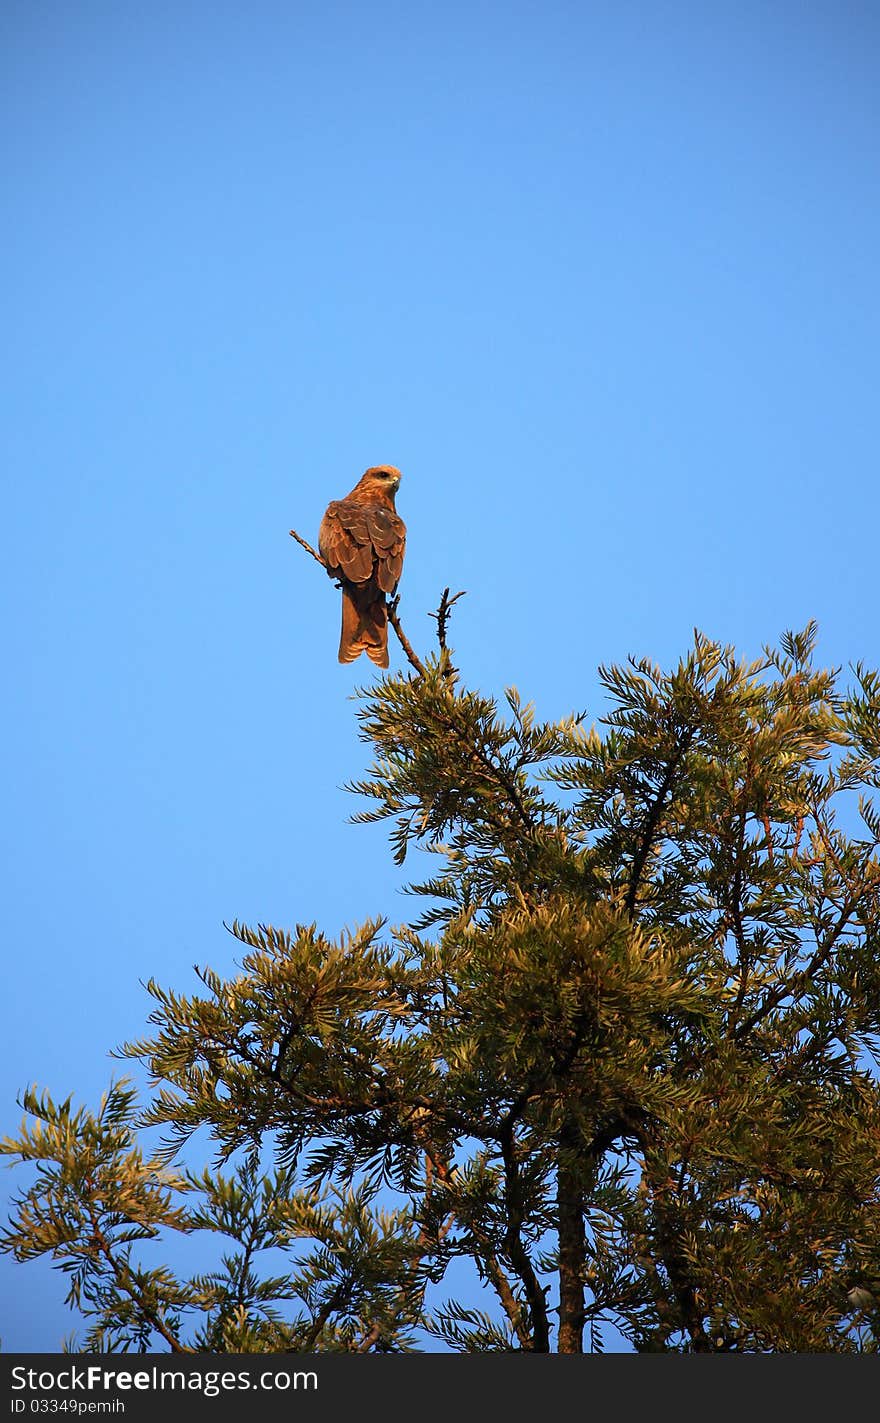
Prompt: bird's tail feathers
<box><xmin>339</xmin><ymin>588</ymin><xmax>389</xmax><ymax>668</ymax></box>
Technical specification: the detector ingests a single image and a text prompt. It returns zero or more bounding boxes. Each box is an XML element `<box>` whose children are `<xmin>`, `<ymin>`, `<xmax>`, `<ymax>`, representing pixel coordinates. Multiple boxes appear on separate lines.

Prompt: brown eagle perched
<box><xmin>318</xmin><ymin>465</ymin><xmax>406</xmax><ymax>668</ymax></box>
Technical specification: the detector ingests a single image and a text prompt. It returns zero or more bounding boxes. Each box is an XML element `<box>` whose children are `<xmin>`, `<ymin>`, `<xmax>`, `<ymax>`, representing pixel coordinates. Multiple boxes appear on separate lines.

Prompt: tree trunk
<box><xmin>557</xmin><ymin>1126</ymin><xmax>585</xmax><ymax>1353</ymax></box>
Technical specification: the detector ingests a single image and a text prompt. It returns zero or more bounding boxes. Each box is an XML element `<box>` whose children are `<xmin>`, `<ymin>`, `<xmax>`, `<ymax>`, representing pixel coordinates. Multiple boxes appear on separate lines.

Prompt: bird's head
<box><xmin>350</xmin><ymin>465</ymin><xmax>403</xmax><ymax>505</ymax></box>
<box><xmin>362</xmin><ymin>465</ymin><xmax>402</xmax><ymax>492</ymax></box>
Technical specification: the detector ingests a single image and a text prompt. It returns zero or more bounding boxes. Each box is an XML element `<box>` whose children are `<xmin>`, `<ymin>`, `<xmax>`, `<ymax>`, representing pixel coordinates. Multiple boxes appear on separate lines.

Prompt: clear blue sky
<box><xmin>2</xmin><ymin>0</ymin><xmax>878</xmax><ymax>1351</ymax></box>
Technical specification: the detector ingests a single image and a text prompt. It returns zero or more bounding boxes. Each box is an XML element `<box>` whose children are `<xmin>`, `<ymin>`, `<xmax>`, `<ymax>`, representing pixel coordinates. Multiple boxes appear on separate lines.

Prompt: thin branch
<box><xmin>731</xmin><ymin>759</ymin><xmax>755</xmax><ymax>1019</ymax></box>
<box><xmin>734</xmin><ymin>879</ymin><xmax>877</xmax><ymax>1043</ymax></box>
<box><xmin>302</xmin><ymin>1282</ymin><xmax>346</xmax><ymax>1351</ymax></box>
<box><xmin>290</xmin><ymin>530</ymin><xmax>544</xmax><ymax>844</ymax></box>
<box><xmin>388</xmin><ymin>595</ymin><xmax>427</xmax><ymax>676</ymax></box>
<box><xmin>625</xmin><ymin>731</ymin><xmax>694</xmax><ymax>919</ymax></box>
<box><xmin>631</xmin><ymin>1177</ymin><xmax>674</xmax><ymax>1351</ymax></box>
<box><xmin>90</xmin><ymin>1222</ymin><xmax>190</xmax><ymax>1353</ymax></box>
<box><xmin>791</xmin><ymin>813</ymin><xmax>805</xmax><ymax>860</ymax></box>
<box><xmin>289</xmin><ymin>529</ymin><xmax>327</xmax><ymax>569</ymax></box>
<box><xmin>429</xmin><ymin>587</ymin><xmax>467</xmax><ymax>652</ymax></box>
<box><xmin>734</xmin><ymin>801</ymin><xmax>880</xmax><ymax>1043</ymax></box>
<box><xmin>290</xmin><ymin>527</ymin><xmax>425</xmax><ymax>675</ymax></box>
<box><xmin>634</xmin><ymin>1140</ymin><xmax>713</xmax><ymax>1353</ymax></box>
<box><xmin>357</xmin><ymin>1320</ymin><xmax>384</xmax><ymax>1352</ymax></box>
<box><xmin>425</xmin><ymin>1148</ymin><xmax>532</xmax><ymax>1350</ymax></box>
<box><xmin>498</xmin><ymin>1119</ymin><xmax>551</xmax><ymax>1352</ymax></box>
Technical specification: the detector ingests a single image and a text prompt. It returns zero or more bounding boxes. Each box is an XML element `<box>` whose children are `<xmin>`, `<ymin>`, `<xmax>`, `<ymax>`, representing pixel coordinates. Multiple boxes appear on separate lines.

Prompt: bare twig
<box><xmin>429</xmin><ymin>587</ymin><xmax>467</xmax><ymax>652</ymax></box>
<box><xmin>289</xmin><ymin>528</ymin><xmax>327</xmax><ymax>569</ymax></box>
<box><xmin>289</xmin><ymin>527</ymin><xmax>425</xmax><ymax>676</ymax></box>
<box><xmin>388</xmin><ymin>596</ymin><xmax>427</xmax><ymax>676</ymax></box>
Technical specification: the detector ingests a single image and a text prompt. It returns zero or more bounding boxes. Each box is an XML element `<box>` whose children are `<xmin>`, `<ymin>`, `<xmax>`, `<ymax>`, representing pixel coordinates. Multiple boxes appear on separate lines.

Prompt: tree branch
<box><xmin>90</xmin><ymin>1222</ymin><xmax>190</xmax><ymax>1354</ymax></box>
<box><xmin>289</xmin><ymin>528</ymin><xmax>425</xmax><ymax>676</ymax></box>
<box><xmin>634</xmin><ymin>1145</ymin><xmax>712</xmax><ymax>1353</ymax></box>
<box><xmin>730</xmin><ymin>757</ymin><xmax>756</xmax><ymax>1019</ymax></box>
<box><xmin>733</xmin><ymin>831</ymin><xmax>880</xmax><ymax>1044</ymax></box>
<box><xmin>424</xmin><ymin>1148</ymin><xmax>532</xmax><ymax>1349</ymax></box>
<box><xmin>387</xmin><ymin>595</ymin><xmax>426</xmax><ymax>675</ymax></box>
<box><xmin>291</xmin><ymin>528</ymin><xmax>548</xmax><ymax>850</ymax></box>
<box><xmin>301</xmin><ymin>1282</ymin><xmax>346</xmax><ymax>1351</ymax></box>
<box><xmin>498</xmin><ymin>1119</ymin><xmax>550</xmax><ymax>1352</ymax></box>
<box><xmin>429</xmin><ymin>587</ymin><xmax>467</xmax><ymax>652</ymax></box>
<box><xmin>289</xmin><ymin>529</ymin><xmax>327</xmax><ymax>569</ymax></box>
<box><xmin>625</xmin><ymin>731</ymin><xmax>694</xmax><ymax>919</ymax></box>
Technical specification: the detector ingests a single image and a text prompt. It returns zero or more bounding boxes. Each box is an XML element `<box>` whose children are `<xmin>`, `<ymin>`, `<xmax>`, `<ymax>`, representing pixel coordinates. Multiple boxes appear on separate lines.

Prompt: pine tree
<box><xmin>3</xmin><ymin>603</ymin><xmax>880</xmax><ymax>1352</ymax></box>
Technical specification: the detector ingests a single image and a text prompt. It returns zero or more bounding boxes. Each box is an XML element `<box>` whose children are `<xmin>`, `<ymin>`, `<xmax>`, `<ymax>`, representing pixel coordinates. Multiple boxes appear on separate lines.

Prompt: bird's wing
<box><xmin>320</xmin><ymin>500</ymin><xmax>406</xmax><ymax>592</ymax></box>
<box><xmin>365</xmin><ymin>506</ymin><xmax>406</xmax><ymax>593</ymax></box>
<box><xmin>318</xmin><ymin>499</ymin><xmax>375</xmax><ymax>583</ymax></box>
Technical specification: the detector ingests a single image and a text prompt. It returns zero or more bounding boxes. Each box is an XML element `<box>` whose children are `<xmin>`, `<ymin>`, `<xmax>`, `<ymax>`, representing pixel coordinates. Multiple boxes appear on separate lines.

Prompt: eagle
<box><xmin>318</xmin><ymin>466</ymin><xmax>406</xmax><ymax>667</ymax></box>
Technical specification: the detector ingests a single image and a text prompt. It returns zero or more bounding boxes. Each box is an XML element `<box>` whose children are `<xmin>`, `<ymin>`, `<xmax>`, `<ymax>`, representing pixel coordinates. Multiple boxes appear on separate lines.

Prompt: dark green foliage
<box><xmin>3</xmin><ymin>624</ymin><xmax>879</xmax><ymax>1351</ymax></box>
